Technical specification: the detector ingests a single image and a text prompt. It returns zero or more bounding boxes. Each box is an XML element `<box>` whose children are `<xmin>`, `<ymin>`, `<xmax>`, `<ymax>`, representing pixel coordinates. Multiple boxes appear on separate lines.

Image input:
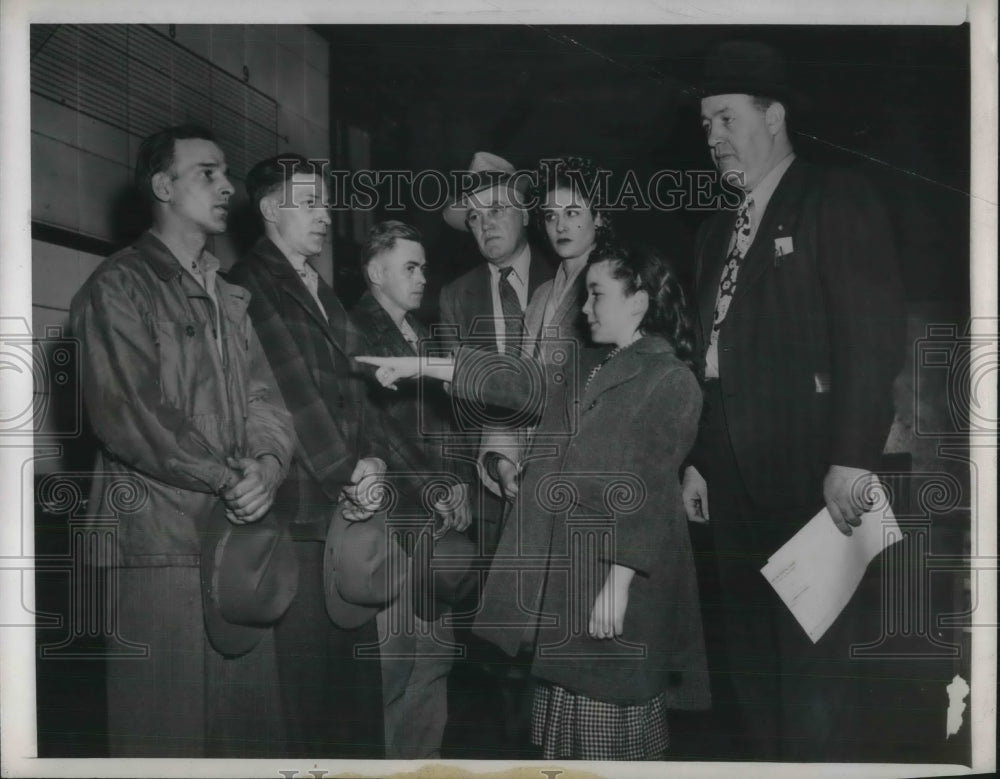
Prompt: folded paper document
<box><xmin>760</xmin><ymin>483</ymin><xmax>901</xmax><ymax>643</ymax></box>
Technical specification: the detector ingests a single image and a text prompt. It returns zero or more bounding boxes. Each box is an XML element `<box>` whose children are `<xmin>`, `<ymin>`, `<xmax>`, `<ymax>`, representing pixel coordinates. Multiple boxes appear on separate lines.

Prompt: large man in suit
<box><xmin>439</xmin><ymin>152</ymin><xmax>553</xmax><ymax>554</ymax></box>
<box><xmin>229</xmin><ymin>155</ymin><xmax>467</xmax><ymax>756</ymax></box>
<box><xmin>681</xmin><ymin>41</ymin><xmax>907</xmax><ymax>761</ymax></box>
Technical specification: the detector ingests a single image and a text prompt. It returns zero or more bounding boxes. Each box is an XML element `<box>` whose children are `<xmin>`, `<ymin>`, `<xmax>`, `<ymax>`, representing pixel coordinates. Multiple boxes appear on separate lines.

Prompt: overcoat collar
<box><xmin>354</xmin><ymin>291</ymin><xmax>424</xmax><ymax>355</ymax></box>
<box><xmin>139</xmin><ymin>231</ymin><xmax>193</xmax><ymax>281</ymax></box>
<box><xmin>581</xmin><ymin>335</ymin><xmax>676</xmax><ymax>407</ymax></box>
<box><xmin>138</xmin><ymin>231</ymin><xmax>249</xmax><ymax>318</ymax></box>
<box><xmin>247</xmin><ymin>236</ymin><xmax>361</xmax><ymax>359</ymax></box>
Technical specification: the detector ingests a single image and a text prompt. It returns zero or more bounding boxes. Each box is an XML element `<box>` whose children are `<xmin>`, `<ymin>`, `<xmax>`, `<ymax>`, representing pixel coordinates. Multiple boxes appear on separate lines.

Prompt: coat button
<box><xmin>185</xmin><ymin>325</ymin><xmax>195</xmax><ymax>336</ymax></box>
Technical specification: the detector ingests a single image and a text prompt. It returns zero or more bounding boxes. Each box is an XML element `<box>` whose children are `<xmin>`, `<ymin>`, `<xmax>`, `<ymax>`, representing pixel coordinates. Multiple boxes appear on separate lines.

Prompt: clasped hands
<box><xmin>338</xmin><ymin>456</ymin><xmax>471</xmax><ymax>533</ymax></box>
<box><xmin>222</xmin><ymin>454</ymin><xmax>282</xmax><ymax>524</ymax></box>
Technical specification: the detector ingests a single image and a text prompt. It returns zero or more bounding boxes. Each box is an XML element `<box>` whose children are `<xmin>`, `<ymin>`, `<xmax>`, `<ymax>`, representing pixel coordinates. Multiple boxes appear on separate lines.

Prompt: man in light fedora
<box><xmin>437</xmin><ymin>152</ymin><xmax>554</xmax><ymax>757</ymax></box>
<box><xmin>681</xmin><ymin>40</ymin><xmax>906</xmax><ymax>760</ymax></box>
<box><xmin>439</xmin><ymin>152</ymin><xmax>553</xmax><ymax>555</ymax></box>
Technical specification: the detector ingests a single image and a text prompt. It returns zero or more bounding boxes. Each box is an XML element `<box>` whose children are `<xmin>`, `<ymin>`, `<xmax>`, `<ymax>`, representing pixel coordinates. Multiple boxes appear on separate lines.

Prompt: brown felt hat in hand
<box><xmin>200</xmin><ymin>500</ymin><xmax>299</xmax><ymax>658</ymax></box>
<box><xmin>323</xmin><ymin>503</ymin><xmax>408</xmax><ymax>629</ymax></box>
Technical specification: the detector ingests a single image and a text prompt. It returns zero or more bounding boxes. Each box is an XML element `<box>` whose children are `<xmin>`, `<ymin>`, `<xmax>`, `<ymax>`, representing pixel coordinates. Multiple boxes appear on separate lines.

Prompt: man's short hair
<box><xmin>135</xmin><ymin>123</ymin><xmax>216</xmax><ymax>201</ymax></box>
<box><xmin>245</xmin><ymin>154</ymin><xmax>323</xmax><ymax>220</ymax></box>
<box><xmin>361</xmin><ymin>220</ymin><xmax>423</xmax><ymax>266</ymax></box>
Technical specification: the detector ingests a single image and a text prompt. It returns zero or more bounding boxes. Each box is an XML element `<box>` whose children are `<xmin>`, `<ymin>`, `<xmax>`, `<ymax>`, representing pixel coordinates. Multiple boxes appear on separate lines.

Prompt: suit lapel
<box><xmin>252</xmin><ymin>238</ymin><xmax>341</xmax><ymax>346</ymax></box>
<box><xmin>552</xmin><ymin>269</ymin><xmax>586</xmax><ymax>332</ymax></box>
<box><xmin>256</xmin><ymin>236</ymin><xmax>356</xmax><ymax>365</ymax></box>
<box><xmin>727</xmin><ymin>160</ymin><xmax>809</xmax><ymax>310</ymax></box>
<box><xmin>523</xmin><ymin>280</ymin><xmax>552</xmax><ymax>347</ymax></box>
<box><xmin>318</xmin><ymin>281</ymin><xmax>365</xmax><ymax>361</ymax></box>
<box><xmin>356</xmin><ymin>292</ymin><xmax>417</xmax><ymax>357</ymax></box>
<box><xmin>526</xmin><ymin>247</ymin><xmax>552</xmax><ymax>299</ymax></box>
<box><xmin>461</xmin><ymin>263</ymin><xmax>498</xmax><ymax>346</ymax></box>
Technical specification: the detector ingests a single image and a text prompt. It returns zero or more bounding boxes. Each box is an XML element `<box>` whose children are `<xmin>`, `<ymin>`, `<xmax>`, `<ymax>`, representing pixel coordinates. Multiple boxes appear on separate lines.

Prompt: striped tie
<box><xmin>498</xmin><ymin>266</ymin><xmax>524</xmax><ymax>354</ymax></box>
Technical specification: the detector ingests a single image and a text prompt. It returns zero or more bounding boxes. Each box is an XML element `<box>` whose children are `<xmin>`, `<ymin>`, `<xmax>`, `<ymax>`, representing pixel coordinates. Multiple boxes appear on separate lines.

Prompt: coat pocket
<box><xmin>153</xmin><ymin>319</ymin><xmax>221</xmax><ymax>416</ymax></box>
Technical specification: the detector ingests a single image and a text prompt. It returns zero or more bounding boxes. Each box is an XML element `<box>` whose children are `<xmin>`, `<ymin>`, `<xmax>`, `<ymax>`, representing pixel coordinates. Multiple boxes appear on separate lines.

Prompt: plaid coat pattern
<box><xmin>227</xmin><ymin>238</ymin><xmax>428</xmax><ymax>537</ymax></box>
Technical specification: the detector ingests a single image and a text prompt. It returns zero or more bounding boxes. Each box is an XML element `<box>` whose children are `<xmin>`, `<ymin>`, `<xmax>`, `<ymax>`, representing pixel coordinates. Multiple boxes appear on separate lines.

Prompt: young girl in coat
<box><xmin>357</xmin><ymin>245</ymin><xmax>709</xmax><ymax>760</ymax></box>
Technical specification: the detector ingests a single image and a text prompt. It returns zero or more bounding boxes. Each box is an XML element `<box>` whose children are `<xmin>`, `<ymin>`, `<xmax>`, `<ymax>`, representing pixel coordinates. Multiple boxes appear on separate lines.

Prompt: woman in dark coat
<box><xmin>359</xmin><ymin>245</ymin><xmax>709</xmax><ymax>760</ymax></box>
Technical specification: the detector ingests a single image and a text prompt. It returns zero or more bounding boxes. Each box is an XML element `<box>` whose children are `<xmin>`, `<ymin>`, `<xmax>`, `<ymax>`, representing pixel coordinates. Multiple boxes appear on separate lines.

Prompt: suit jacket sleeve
<box><xmin>437</xmin><ymin>284</ymin><xmax>461</xmax><ymax>357</ymax></box>
<box><xmin>816</xmin><ymin>169</ymin><xmax>906</xmax><ymax>472</ymax></box>
<box><xmin>244</xmin><ymin>329</ymin><xmax>295</xmax><ymax>477</ymax></box>
<box><xmin>450</xmin><ymin>343</ymin><xmax>540</xmax><ymax>417</ymax></box>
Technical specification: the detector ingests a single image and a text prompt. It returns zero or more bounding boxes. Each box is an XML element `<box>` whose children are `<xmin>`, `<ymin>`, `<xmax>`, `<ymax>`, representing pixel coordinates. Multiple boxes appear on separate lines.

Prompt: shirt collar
<box><xmin>488</xmin><ymin>242</ymin><xmax>531</xmax><ymax>287</ymax></box>
<box><xmin>285</xmin><ymin>254</ymin><xmax>314</xmax><ymax>278</ymax></box>
<box><xmin>746</xmin><ymin>152</ymin><xmax>796</xmax><ymax>216</ymax></box>
<box><xmin>148</xmin><ymin>229</ymin><xmax>220</xmax><ymax>282</ymax></box>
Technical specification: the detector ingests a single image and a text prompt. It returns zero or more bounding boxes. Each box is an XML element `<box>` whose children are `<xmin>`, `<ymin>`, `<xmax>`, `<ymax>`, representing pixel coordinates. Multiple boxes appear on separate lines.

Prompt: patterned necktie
<box><xmin>498</xmin><ymin>266</ymin><xmax>524</xmax><ymax>353</ymax></box>
<box><xmin>711</xmin><ymin>196</ymin><xmax>753</xmax><ymax>338</ymax></box>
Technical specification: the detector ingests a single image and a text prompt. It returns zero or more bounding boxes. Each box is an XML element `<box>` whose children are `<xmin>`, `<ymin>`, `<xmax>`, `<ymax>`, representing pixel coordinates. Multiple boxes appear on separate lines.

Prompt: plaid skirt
<box><xmin>530</xmin><ymin>682</ymin><xmax>669</xmax><ymax>760</ymax></box>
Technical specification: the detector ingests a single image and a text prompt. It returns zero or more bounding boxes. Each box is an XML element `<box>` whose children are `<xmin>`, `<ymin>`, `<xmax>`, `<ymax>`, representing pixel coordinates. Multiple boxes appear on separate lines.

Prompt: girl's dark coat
<box><xmin>455</xmin><ymin>335</ymin><xmax>710</xmax><ymax>707</ymax></box>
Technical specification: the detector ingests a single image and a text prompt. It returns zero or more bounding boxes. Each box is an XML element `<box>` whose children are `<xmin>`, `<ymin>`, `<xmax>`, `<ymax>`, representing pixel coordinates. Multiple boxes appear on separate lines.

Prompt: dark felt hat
<box><xmin>698</xmin><ymin>40</ymin><xmax>802</xmax><ymax>108</ymax></box>
<box><xmin>200</xmin><ymin>501</ymin><xmax>299</xmax><ymax>658</ymax></box>
<box><xmin>323</xmin><ymin>504</ymin><xmax>408</xmax><ymax>629</ymax></box>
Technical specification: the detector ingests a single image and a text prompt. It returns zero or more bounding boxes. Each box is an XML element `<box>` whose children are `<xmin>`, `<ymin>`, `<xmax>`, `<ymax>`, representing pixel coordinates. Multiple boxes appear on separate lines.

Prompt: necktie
<box><xmin>711</xmin><ymin>195</ymin><xmax>753</xmax><ymax>338</ymax></box>
<box><xmin>399</xmin><ymin>317</ymin><xmax>420</xmax><ymax>354</ymax></box>
<box><xmin>296</xmin><ymin>261</ymin><xmax>327</xmax><ymax>320</ymax></box>
<box><xmin>498</xmin><ymin>266</ymin><xmax>524</xmax><ymax>354</ymax></box>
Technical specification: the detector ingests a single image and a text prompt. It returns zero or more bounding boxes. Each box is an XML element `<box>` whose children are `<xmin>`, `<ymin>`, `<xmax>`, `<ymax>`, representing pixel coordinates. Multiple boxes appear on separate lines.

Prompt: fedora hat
<box><xmin>699</xmin><ymin>40</ymin><xmax>802</xmax><ymax>108</ymax></box>
<box><xmin>323</xmin><ymin>503</ymin><xmax>408</xmax><ymax>629</ymax></box>
<box><xmin>411</xmin><ymin>527</ymin><xmax>480</xmax><ymax>621</ymax></box>
<box><xmin>443</xmin><ymin>151</ymin><xmax>530</xmax><ymax>232</ymax></box>
<box><xmin>200</xmin><ymin>500</ymin><xmax>299</xmax><ymax>658</ymax></box>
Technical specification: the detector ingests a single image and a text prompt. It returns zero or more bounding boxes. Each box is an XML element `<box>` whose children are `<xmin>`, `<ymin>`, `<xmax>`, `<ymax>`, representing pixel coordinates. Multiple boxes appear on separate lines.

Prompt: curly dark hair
<box><xmin>532</xmin><ymin>156</ymin><xmax>615</xmax><ymax>248</ymax></box>
<box><xmin>587</xmin><ymin>244</ymin><xmax>697</xmax><ymax>372</ymax></box>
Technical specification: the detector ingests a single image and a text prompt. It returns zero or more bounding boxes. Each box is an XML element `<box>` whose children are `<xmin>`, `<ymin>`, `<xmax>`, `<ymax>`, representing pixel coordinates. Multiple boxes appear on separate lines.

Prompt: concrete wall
<box><xmin>31</xmin><ymin>24</ymin><xmax>332</xmax><ymax>471</ymax></box>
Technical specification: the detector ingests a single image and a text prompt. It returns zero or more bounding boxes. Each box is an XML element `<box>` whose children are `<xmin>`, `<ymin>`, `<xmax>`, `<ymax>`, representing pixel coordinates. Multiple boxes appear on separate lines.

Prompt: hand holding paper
<box><xmin>761</xmin><ymin>481</ymin><xmax>901</xmax><ymax>643</ymax></box>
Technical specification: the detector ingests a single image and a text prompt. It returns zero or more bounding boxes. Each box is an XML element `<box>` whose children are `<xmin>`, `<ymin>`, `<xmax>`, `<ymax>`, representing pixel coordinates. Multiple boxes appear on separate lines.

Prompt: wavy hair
<box><xmin>587</xmin><ymin>244</ymin><xmax>697</xmax><ymax>372</ymax></box>
<box><xmin>532</xmin><ymin>155</ymin><xmax>615</xmax><ymax>248</ymax></box>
